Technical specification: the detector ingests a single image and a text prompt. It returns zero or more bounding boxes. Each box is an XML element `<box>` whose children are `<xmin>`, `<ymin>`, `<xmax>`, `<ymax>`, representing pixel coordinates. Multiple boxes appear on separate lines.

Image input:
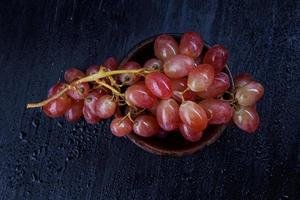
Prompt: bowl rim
<box><xmin>120</xmin><ymin>33</ymin><xmax>234</xmax><ymax>157</ymax></box>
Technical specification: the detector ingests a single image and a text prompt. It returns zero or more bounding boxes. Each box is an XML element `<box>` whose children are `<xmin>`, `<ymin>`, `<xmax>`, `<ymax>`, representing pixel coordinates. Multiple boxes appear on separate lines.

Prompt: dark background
<box><xmin>0</xmin><ymin>0</ymin><xmax>299</xmax><ymax>199</ymax></box>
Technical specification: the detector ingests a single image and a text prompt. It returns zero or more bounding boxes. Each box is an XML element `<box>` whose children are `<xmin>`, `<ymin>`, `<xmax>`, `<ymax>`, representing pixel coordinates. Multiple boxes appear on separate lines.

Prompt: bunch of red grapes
<box><xmin>28</xmin><ymin>32</ymin><xmax>264</xmax><ymax>142</ymax></box>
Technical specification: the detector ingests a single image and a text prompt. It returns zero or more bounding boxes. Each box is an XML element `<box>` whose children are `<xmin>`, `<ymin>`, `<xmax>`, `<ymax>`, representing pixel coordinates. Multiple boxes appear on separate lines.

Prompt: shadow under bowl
<box><xmin>120</xmin><ymin>33</ymin><xmax>234</xmax><ymax>157</ymax></box>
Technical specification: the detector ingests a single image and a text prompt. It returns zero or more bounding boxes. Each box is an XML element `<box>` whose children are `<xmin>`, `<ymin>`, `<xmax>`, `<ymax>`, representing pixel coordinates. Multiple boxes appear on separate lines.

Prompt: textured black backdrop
<box><xmin>0</xmin><ymin>0</ymin><xmax>299</xmax><ymax>199</ymax></box>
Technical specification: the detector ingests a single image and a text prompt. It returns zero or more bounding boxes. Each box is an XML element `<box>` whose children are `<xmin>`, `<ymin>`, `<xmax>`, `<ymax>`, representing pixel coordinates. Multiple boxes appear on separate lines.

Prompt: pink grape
<box><xmin>179</xmin><ymin>101</ymin><xmax>208</xmax><ymax>131</ymax></box>
<box><xmin>95</xmin><ymin>95</ymin><xmax>117</xmax><ymax>119</ymax></box>
<box><xmin>163</xmin><ymin>55</ymin><xmax>195</xmax><ymax>79</ymax></box>
<box><xmin>199</xmin><ymin>99</ymin><xmax>233</xmax><ymax>124</ymax></box>
<box><xmin>235</xmin><ymin>81</ymin><xmax>264</xmax><ymax>106</ymax></box>
<box><xmin>156</xmin><ymin>99</ymin><xmax>180</xmax><ymax>131</ymax></box>
<box><xmin>145</xmin><ymin>72</ymin><xmax>172</xmax><ymax>99</ymax></box>
<box><xmin>187</xmin><ymin>64</ymin><xmax>215</xmax><ymax>92</ymax></box>
<box><xmin>110</xmin><ymin>117</ymin><xmax>133</xmax><ymax>137</ymax></box>
<box><xmin>103</xmin><ymin>57</ymin><xmax>118</xmax><ymax>71</ymax></box>
<box><xmin>154</xmin><ymin>34</ymin><xmax>178</xmax><ymax>61</ymax></box>
<box><xmin>233</xmin><ymin>106</ymin><xmax>260</xmax><ymax>133</ymax></box>
<box><xmin>144</xmin><ymin>58</ymin><xmax>163</xmax><ymax>71</ymax></box>
<box><xmin>125</xmin><ymin>84</ymin><xmax>157</xmax><ymax>109</ymax></box>
<box><xmin>64</xmin><ymin>100</ymin><xmax>84</xmax><ymax>122</ymax></box>
<box><xmin>86</xmin><ymin>65</ymin><xmax>99</xmax><ymax>75</ymax></box>
<box><xmin>203</xmin><ymin>45</ymin><xmax>228</xmax><ymax>72</ymax></box>
<box><xmin>64</xmin><ymin>68</ymin><xmax>85</xmax><ymax>83</ymax></box>
<box><xmin>197</xmin><ymin>72</ymin><xmax>230</xmax><ymax>98</ymax></box>
<box><xmin>179</xmin><ymin>32</ymin><xmax>204</xmax><ymax>58</ymax></box>
<box><xmin>133</xmin><ymin>115</ymin><xmax>160</xmax><ymax>137</ymax></box>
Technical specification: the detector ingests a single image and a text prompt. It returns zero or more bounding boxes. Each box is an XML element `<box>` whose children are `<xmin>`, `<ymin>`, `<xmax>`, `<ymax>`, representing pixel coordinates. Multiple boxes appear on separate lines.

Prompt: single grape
<box><xmin>64</xmin><ymin>68</ymin><xmax>85</xmax><ymax>83</ymax></box>
<box><xmin>179</xmin><ymin>101</ymin><xmax>208</xmax><ymax>131</ymax></box>
<box><xmin>179</xmin><ymin>123</ymin><xmax>203</xmax><ymax>142</ymax></box>
<box><xmin>82</xmin><ymin>105</ymin><xmax>101</xmax><ymax>124</ymax></box>
<box><xmin>235</xmin><ymin>81</ymin><xmax>264</xmax><ymax>106</ymax></box>
<box><xmin>103</xmin><ymin>57</ymin><xmax>118</xmax><ymax>71</ymax></box>
<box><xmin>203</xmin><ymin>45</ymin><xmax>228</xmax><ymax>72</ymax></box>
<box><xmin>234</xmin><ymin>73</ymin><xmax>252</xmax><ymax>88</ymax></box>
<box><xmin>133</xmin><ymin>115</ymin><xmax>160</xmax><ymax>137</ymax></box>
<box><xmin>43</xmin><ymin>83</ymin><xmax>72</xmax><ymax>117</ymax></box>
<box><xmin>118</xmin><ymin>61</ymin><xmax>141</xmax><ymax>85</ymax></box>
<box><xmin>187</xmin><ymin>64</ymin><xmax>215</xmax><ymax>92</ymax></box>
<box><xmin>199</xmin><ymin>99</ymin><xmax>233</xmax><ymax>124</ymax></box>
<box><xmin>197</xmin><ymin>72</ymin><xmax>230</xmax><ymax>98</ymax></box>
<box><xmin>84</xmin><ymin>91</ymin><xmax>104</xmax><ymax>116</ymax></box>
<box><xmin>64</xmin><ymin>100</ymin><xmax>84</xmax><ymax>122</ymax></box>
<box><xmin>171</xmin><ymin>78</ymin><xmax>196</xmax><ymax>103</ymax></box>
<box><xmin>67</xmin><ymin>83</ymin><xmax>90</xmax><ymax>100</ymax></box>
<box><xmin>179</xmin><ymin>32</ymin><xmax>204</xmax><ymax>59</ymax></box>
<box><xmin>125</xmin><ymin>84</ymin><xmax>157</xmax><ymax>109</ymax></box>
<box><xmin>95</xmin><ymin>95</ymin><xmax>117</xmax><ymax>119</ymax></box>
<box><xmin>143</xmin><ymin>58</ymin><xmax>163</xmax><ymax>71</ymax></box>
<box><xmin>156</xmin><ymin>99</ymin><xmax>180</xmax><ymax>131</ymax></box>
<box><xmin>145</xmin><ymin>72</ymin><xmax>172</xmax><ymax>99</ymax></box>
<box><xmin>110</xmin><ymin>117</ymin><xmax>133</xmax><ymax>137</ymax></box>
<box><xmin>163</xmin><ymin>54</ymin><xmax>195</xmax><ymax>79</ymax></box>
<box><xmin>154</xmin><ymin>34</ymin><xmax>178</xmax><ymax>61</ymax></box>
<box><xmin>233</xmin><ymin>106</ymin><xmax>260</xmax><ymax>133</ymax></box>
<box><xmin>86</xmin><ymin>65</ymin><xmax>99</xmax><ymax>75</ymax></box>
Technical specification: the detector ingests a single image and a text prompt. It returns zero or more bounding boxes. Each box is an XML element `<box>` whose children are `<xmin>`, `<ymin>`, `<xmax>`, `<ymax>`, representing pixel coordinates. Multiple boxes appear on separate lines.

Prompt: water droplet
<box><xmin>32</xmin><ymin>119</ymin><xmax>39</xmax><ymax>128</ymax></box>
<box><xmin>57</xmin><ymin>121</ymin><xmax>63</xmax><ymax>127</ymax></box>
<box><xmin>19</xmin><ymin>131</ymin><xmax>27</xmax><ymax>142</ymax></box>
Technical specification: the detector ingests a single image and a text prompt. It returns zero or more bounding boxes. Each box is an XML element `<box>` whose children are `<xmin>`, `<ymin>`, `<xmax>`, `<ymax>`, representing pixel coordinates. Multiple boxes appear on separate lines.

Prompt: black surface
<box><xmin>0</xmin><ymin>0</ymin><xmax>299</xmax><ymax>199</ymax></box>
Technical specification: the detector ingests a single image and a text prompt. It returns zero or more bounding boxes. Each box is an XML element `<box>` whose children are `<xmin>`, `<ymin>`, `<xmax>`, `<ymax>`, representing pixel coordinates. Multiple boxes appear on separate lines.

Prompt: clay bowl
<box><xmin>119</xmin><ymin>33</ymin><xmax>234</xmax><ymax>156</ymax></box>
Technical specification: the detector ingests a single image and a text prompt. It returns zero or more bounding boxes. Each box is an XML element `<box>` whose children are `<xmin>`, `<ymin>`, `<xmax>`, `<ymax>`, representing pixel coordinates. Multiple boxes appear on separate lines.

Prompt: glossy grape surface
<box><xmin>154</xmin><ymin>34</ymin><xmax>178</xmax><ymax>61</ymax></box>
<box><xmin>145</xmin><ymin>72</ymin><xmax>172</xmax><ymax>99</ymax></box>
<box><xmin>156</xmin><ymin>99</ymin><xmax>180</xmax><ymax>131</ymax></box>
<box><xmin>233</xmin><ymin>106</ymin><xmax>260</xmax><ymax>133</ymax></box>
<box><xmin>235</xmin><ymin>81</ymin><xmax>264</xmax><ymax>106</ymax></box>
<box><xmin>125</xmin><ymin>84</ymin><xmax>157</xmax><ymax>109</ymax></box>
<box><xmin>179</xmin><ymin>32</ymin><xmax>204</xmax><ymax>59</ymax></box>
<box><xmin>64</xmin><ymin>100</ymin><xmax>83</xmax><ymax>122</ymax></box>
<box><xmin>203</xmin><ymin>45</ymin><xmax>228</xmax><ymax>72</ymax></box>
<box><xmin>110</xmin><ymin>117</ymin><xmax>133</xmax><ymax>137</ymax></box>
<box><xmin>95</xmin><ymin>95</ymin><xmax>117</xmax><ymax>119</ymax></box>
<box><xmin>179</xmin><ymin>123</ymin><xmax>203</xmax><ymax>142</ymax></box>
<box><xmin>64</xmin><ymin>68</ymin><xmax>85</xmax><ymax>83</ymax></box>
<box><xmin>133</xmin><ymin>115</ymin><xmax>160</xmax><ymax>137</ymax></box>
<box><xmin>163</xmin><ymin>55</ymin><xmax>195</xmax><ymax>79</ymax></box>
<box><xmin>118</xmin><ymin>61</ymin><xmax>141</xmax><ymax>85</ymax></box>
<box><xmin>171</xmin><ymin>78</ymin><xmax>196</xmax><ymax>102</ymax></box>
<box><xmin>187</xmin><ymin>64</ymin><xmax>215</xmax><ymax>92</ymax></box>
<box><xmin>179</xmin><ymin>101</ymin><xmax>208</xmax><ymax>131</ymax></box>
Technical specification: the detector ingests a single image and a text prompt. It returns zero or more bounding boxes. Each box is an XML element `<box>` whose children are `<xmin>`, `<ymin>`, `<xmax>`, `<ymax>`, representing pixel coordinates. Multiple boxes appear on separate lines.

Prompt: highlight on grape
<box><xmin>27</xmin><ymin>32</ymin><xmax>264</xmax><ymax>142</ymax></box>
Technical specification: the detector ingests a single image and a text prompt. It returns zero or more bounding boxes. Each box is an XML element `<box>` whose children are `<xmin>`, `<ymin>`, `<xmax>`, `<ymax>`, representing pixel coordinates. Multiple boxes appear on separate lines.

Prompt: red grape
<box><xmin>179</xmin><ymin>101</ymin><xmax>208</xmax><ymax>131</ymax></box>
<box><xmin>234</xmin><ymin>73</ymin><xmax>252</xmax><ymax>88</ymax></box>
<box><xmin>84</xmin><ymin>91</ymin><xmax>104</xmax><ymax>116</ymax></box>
<box><xmin>199</xmin><ymin>99</ymin><xmax>233</xmax><ymax>124</ymax></box>
<box><xmin>64</xmin><ymin>100</ymin><xmax>84</xmax><ymax>122</ymax></box>
<box><xmin>233</xmin><ymin>106</ymin><xmax>260</xmax><ymax>133</ymax></box>
<box><xmin>156</xmin><ymin>99</ymin><xmax>180</xmax><ymax>131</ymax></box>
<box><xmin>86</xmin><ymin>65</ymin><xmax>99</xmax><ymax>75</ymax></box>
<box><xmin>171</xmin><ymin>78</ymin><xmax>196</xmax><ymax>102</ymax></box>
<box><xmin>143</xmin><ymin>58</ymin><xmax>162</xmax><ymax>70</ymax></box>
<box><xmin>163</xmin><ymin>55</ymin><xmax>195</xmax><ymax>79</ymax></box>
<box><xmin>103</xmin><ymin>57</ymin><xmax>118</xmax><ymax>71</ymax></box>
<box><xmin>187</xmin><ymin>64</ymin><xmax>215</xmax><ymax>92</ymax></box>
<box><xmin>203</xmin><ymin>45</ymin><xmax>228</xmax><ymax>72</ymax></box>
<box><xmin>64</xmin><ymin>68</ymin><xmax>85</xmax><ymax>83</ymax></box>
<box><xmin>67</xmin><ymin>83</ymin><xmax>90</xmax><ymax>100</ymax></box>
<box><xmin>145</xmin><ymin>72</ymin><xmax>172</xmax><ymax>99</ymax></box>
<box><xmin>179</xmin><ymin>32</ymin><xmax>204</xmax><ymax>59</ymax></box>
<box><xmin>95</xmin><ymin>95</ymin><xmax>117</xmax><ymax>119</ymax></box>
<box><xmin>118</xmin><ymin>61</ymin><xmax>141</xmax><ymax>85</ymax></box>
<box><xmin>133</xmin><ymin>115</ymin><xmax>159</xmax><ymax>137</ymax></box>
<box><xmin>148</xmin><ymin>100</ymin><xmax>159</xmax><ymax>115</ymax></box>
<box><xmin>43</xmin><ymin>83</ymin><xmax>72</xmax><ymax>117</ymax></box>
<box><xmin>154</xmin><ymin>34</ymin><xmax>178</xmax><ymax>61</ymax></box>
<box><xmin>82</xmin><ymin>106</ymin><xmax>101</xmax><ymax>124</ymax></box>
<box><xmin>235</xmin><ymin>81</ymin><xmax>264</xmax><ymax>106</ymax></box>
<box><xmin>197</xmin><ymin>72</ymin><xmax>230</xmax><ymax>98</ymax></box>
<box><xmin>125</xmin><ymin>84</ymin><xmax>157</xmax><ymax>109</ymax></box>
<box><xmin>179</xmin><ymin>123</ymin><xmax>203</xmax><ymax>142</ymax></box>
<box><xmin>110</xmin><ymin>117</ymin><xmax>133</xmax><ymax>137</ymax></box>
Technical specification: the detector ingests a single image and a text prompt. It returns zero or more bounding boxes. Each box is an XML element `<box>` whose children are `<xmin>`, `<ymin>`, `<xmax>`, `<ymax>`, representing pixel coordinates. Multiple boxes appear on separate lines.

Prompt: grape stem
<box><xmin>26</xmin><ymin>67</ymin><xmax>150</xmax><ymax>109</ymax></box>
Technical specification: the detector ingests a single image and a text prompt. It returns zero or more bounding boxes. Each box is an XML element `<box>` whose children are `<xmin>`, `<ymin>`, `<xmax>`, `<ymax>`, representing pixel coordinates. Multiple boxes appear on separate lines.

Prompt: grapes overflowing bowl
<box><xmin>27</xmin><ymin>32</ymin><xmax>264</xmax><ymax>156</ymax></box>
